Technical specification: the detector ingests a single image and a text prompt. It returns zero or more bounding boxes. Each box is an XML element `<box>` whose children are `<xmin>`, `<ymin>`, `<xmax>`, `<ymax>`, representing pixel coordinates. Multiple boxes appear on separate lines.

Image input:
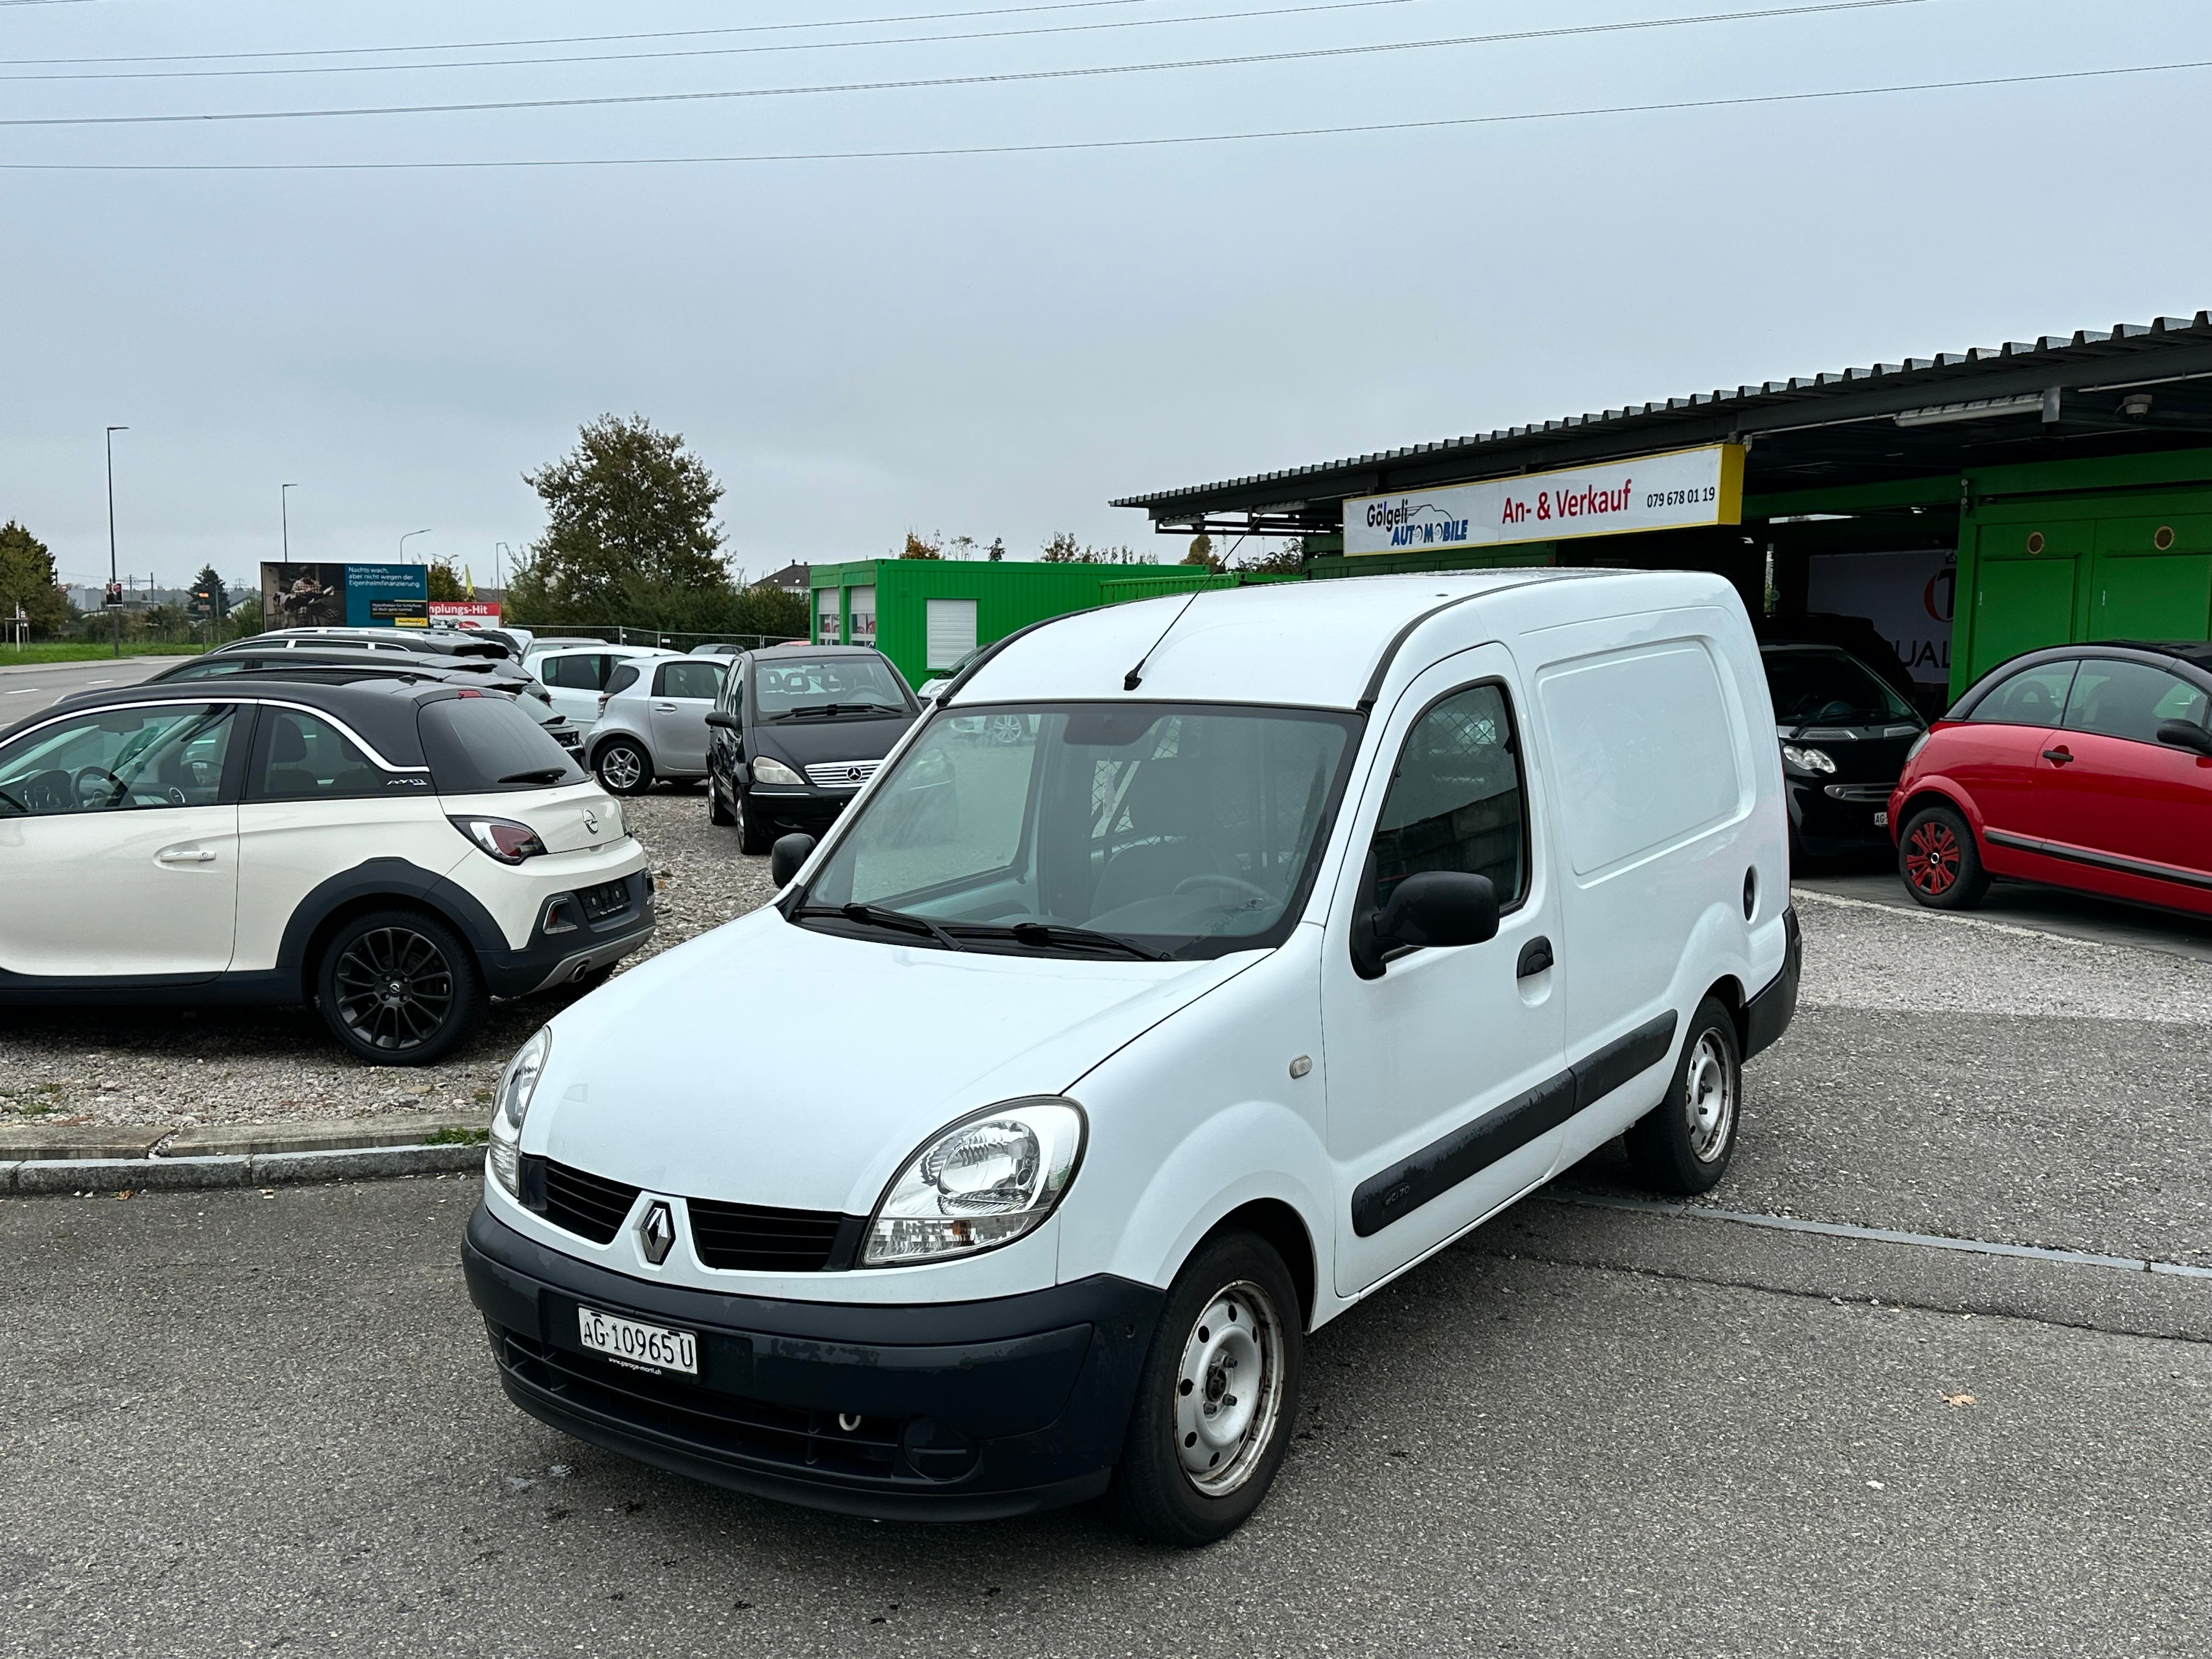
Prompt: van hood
<box><xmin>529</xmin><ymin>907</ymin><xmax>1256</xmax><ymax>1212</ymax></box>
<box><xmin>747</xmin><ymin>713</ymin><xmax>916</xmax><ymax>769</ymax></box>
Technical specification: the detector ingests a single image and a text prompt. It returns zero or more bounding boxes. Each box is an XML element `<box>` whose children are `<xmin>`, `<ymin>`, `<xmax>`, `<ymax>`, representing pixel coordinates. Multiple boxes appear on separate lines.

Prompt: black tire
<box><xmin>1898</xmin><ymin>803</ymin><xmax>1990</xmax><ymax>910</ymax></box>
<box><xmin>594</xmin><ymin>737</ymin><xmax>654</xmax><ymax>797</ymax></box>
<box><xmin>1112</xmin><ymin>1229</ymin><xmax>1302</xmax><ymax>1547</ymax></box>
<box><xmin>736</xmin><ymin>790</ymin><xmax>775</xmax><ymax>855</ymax></box>
<box><xmin>315</xmin><ymin>908</ymin><xmax>486</xmax><ymax>1066</ymax></box>
<box><xmin>707</xmin><ymin>777</ymin><xmax>735</xmax><ymax>827</ymax></box>
<box><xmin>1624</xmin><ymin>995</ymin><xmax>1742</xmax><ymax>1195</ymax></box>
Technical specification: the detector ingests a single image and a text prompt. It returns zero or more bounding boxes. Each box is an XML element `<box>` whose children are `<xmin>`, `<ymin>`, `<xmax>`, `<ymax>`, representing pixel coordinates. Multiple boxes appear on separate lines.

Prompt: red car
<box><xmin>1889</xmin><ymin>642</ymin><xmax>2212</xmax><ymax>913</ymax></box>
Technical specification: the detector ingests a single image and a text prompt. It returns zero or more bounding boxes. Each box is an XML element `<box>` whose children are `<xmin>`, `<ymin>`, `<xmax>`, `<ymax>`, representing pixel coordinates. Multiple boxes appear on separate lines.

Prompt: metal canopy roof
<box><xmin>1111</xmin><ymin>313</ymin><xmax>2212</xmax><ymax>534</ymax></box>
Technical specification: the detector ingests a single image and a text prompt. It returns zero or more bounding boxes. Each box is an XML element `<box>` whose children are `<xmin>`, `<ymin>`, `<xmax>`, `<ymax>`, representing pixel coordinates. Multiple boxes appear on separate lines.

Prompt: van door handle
<box><xmin>157</xmin><ymin>848</ymin><xmax>216</xmax><ymax>864</ymax></box>
<box><xmin>2041</xmin><ymin>747</ymin><xmax>2074</xmax><ymax>765</ymax></box>
<box><xmin>1516</xmin><ymin>936</ymin><xmax>1555</xmax><ymax>978</ymax></box>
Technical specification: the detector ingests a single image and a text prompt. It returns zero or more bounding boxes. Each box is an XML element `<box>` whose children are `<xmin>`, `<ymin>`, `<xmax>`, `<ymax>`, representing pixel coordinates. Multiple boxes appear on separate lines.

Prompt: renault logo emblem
<box><xmin>637</xmin><ymin>1200</ymin><xmax>676</xmax><ymax>1266</ymax></box>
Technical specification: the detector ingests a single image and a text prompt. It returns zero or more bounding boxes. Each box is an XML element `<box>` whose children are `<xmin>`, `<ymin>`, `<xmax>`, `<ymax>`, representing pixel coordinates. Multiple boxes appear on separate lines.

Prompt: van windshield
<box><xmin>753</xmin><ymin>655</ymin><xmax>910</xmax><ymax>720</ymax></box>
<box><xmin>793</xmin><ymin>702</ymin><xmax>1359</xmax><ymax>960</ymax></box>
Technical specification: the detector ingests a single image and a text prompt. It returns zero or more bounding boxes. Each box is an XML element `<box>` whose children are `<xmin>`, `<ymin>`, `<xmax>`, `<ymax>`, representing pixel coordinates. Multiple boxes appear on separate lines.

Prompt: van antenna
<box><xmin>1122</xmin><ymin>590</ymin><xmax>1204</xmax><ymax>692</ymax></box>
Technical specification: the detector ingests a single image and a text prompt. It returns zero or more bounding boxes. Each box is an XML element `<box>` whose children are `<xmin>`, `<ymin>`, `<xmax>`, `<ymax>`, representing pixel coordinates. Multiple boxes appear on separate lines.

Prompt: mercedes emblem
<box><xmin>845</xmin><ymin>766</ymin><xmax>863</xmax><ymax>782</ymax></box>
<box><xmin>636</xmin><ymin>1200</ymin><xmax>677</xmax><ymax>1266</ymax></box>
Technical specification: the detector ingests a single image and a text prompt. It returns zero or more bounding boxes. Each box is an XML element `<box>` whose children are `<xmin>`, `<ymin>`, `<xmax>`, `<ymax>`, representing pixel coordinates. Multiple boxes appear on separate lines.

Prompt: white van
<box><xmin>462</xmin><ymin>569</ymin><xmax>1801</xmax><ymax>1543</ymax></box>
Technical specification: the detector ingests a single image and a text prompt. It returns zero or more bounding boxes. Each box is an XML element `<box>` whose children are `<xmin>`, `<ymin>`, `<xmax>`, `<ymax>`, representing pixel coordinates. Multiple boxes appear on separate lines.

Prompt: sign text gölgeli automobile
<box><xmin>1344</xmin><ymin>443</ymin><xmax>1746</xmax><ymax>556</ymax></box>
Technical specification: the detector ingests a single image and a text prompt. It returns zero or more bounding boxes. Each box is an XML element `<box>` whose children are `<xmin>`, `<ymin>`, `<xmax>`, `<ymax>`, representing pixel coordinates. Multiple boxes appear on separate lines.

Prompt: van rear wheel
<box><xmin>1113</xmin><ymin>1229</ymin><xmax>1301</xmax><ymax>1547</ymax></box>
<box><xmin>1624</xmin><ymin>995</ymin><xmax>1741</xmax><ymax>1195</ymax></box>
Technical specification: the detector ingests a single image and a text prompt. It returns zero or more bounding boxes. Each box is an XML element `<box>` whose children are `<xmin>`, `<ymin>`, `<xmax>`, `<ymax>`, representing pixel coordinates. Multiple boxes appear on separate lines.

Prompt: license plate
<box><xmin>577</xmin><ymin>1306</ymin><xmax>697</xmax><ymax>1375</ymax></box>
<box><xmin>1874</xmin><ymin>810</ymin><xmax>1888</xmax><ymax>827</ymax></box>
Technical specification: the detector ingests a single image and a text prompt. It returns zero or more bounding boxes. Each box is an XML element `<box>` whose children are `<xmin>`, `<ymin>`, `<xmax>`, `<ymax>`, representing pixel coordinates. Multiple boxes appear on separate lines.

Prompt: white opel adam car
<box><xmin>464</xmin><ymin>571</ymin><xmax>1802</xmax><ymax>1543</ymax></box>
<box><xmin>0</xmin><ymin>676</ymin><xmax>654</xmax><ymax>1063</ymax></box>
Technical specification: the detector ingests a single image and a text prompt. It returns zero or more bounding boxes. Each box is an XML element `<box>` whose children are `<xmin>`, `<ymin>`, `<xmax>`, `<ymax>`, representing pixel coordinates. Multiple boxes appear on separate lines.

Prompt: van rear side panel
<box><xmin>1519</xmin><ymin>600</ymin><xmax>1780</xmax><ymax>1159</ymax></box>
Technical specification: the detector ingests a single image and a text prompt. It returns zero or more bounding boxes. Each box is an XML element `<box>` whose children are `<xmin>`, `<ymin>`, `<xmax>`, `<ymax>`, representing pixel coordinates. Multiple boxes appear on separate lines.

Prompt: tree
<box><xmin>0</xmin><ymin>521</ymin><xmax>68</xmax><ymax>637</ymax></box>
<box><xmin>1181</xmin><ymin>534</ymin><xmax>1220</xmax><ymax>572</ymax></box>
<box><xmin>900</xmin><ymin>532</ymin><xmax>943</xmax><ymax>560</ymax></box>
<box><xmin>425</xmin><ymin>559</ymin><xmax>469</xmax><ymax>602</ymax></box>
<box><xmin>186</xmin><ymin>565</ymin><xmax>228</xmax><ymax>628</ymax></box>
<box><xmin>1039</xmin><ymin>532</ymin><xmax>1155</xmax><ymax>566</ymax></box>
<box><xmin>517</xmin><ymin>415</ymin><xmax>730</xmax><ymax>615</ymax></box>
<box><xmin>1229</xmin><ymin>538</ymin><xmax>1307</xmax><ymax>575</ymax></box>
<box><xmin>228</xmin><ymin>595</ymin><xmax>264</xmax><ymax>638</ymax></box>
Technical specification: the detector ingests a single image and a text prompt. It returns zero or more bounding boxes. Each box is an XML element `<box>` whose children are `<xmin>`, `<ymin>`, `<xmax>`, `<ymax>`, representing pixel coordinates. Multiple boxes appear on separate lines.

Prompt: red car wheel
<box><xmin>1904</xmin><ymin>818</ymin><xmax>1960</xmax><ymax>895</ymax></box>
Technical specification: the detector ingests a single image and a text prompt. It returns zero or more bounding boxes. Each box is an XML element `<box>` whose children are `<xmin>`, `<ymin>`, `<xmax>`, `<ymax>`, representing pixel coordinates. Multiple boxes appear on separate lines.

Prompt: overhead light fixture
<box><xmin>1894</xmin><ymin>393</ymin><xmax>2046</xmax><ymax>428</ymax></box>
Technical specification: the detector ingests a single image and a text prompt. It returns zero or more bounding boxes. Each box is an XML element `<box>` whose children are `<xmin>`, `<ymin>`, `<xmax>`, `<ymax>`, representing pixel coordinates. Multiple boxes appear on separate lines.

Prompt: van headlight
<box><xmin>751</xmin><ymin>756</ymin><xmax>804</xmax><ymax>786</ymax></box>
<box><xmin>863</xmin><ymin>1099</ymin><xmax>1085</xmax><ymax>1266</ymax></box>
<box><xmin>487</xmin><ymin>1026</ymin><xmax>551</xmax><ymax>1197</ymax></box>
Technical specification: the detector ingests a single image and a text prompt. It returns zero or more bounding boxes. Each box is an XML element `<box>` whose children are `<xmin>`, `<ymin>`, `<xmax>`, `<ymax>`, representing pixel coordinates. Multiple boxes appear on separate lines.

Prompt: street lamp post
<box><xmin>399</xmin><ymin>528</ymin><xmax>432</xmax><ymax>565</ymax></box>
<box><xmin>105</xmin><ymin>426</ymin><xmax>128</xmax><ymax>659</ymax></box>
<box><xmin>281</xmin><ymin>483</ymin><xmax>298</xmax><ymax>561</ymax></box>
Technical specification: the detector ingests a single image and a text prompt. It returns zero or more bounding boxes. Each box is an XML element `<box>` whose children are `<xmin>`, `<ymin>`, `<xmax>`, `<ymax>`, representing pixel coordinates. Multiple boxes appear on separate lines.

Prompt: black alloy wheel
<box><xmin>316</xmin><ymin>909</ymin><xmax>486</xmax><ymax>1065</ymax></box>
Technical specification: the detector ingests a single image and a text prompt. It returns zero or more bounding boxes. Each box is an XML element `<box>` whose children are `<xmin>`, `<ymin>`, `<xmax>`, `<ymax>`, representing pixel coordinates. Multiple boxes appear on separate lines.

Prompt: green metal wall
<box><xmin>808</xmin><ymin>560</ymin><xmax>1131</xmax><ymax>686</ymax></box>
<box><xmin>1951</xmin><ymin>448</ymin><xmax>2212</xmax><ymax>696</ymax></box>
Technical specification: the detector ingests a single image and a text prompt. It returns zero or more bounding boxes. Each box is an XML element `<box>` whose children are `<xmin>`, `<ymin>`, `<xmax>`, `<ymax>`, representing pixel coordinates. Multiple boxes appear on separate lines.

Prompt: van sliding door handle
<box><xmin>1516</xmin><ymin>936</ymin><xmax>1555</xmax><ymax>978</ymax></box>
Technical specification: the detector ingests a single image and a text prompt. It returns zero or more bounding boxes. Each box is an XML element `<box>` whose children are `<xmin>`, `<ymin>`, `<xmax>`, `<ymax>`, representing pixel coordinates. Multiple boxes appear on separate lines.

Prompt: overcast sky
<box><xmin>3</xmin><ymin>0</ymin><xmax>2208</xmax><ymax>593</ymax></box>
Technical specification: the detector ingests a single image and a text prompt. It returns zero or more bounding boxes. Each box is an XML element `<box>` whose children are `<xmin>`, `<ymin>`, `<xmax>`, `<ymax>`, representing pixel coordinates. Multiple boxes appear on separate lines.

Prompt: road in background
<box><xmin>0</xmin><ymin>656</ymin><xmax>189</xmax><ymax>716</ymax></box>
<box><xmin>1795</xmin><ymin>868</ymin><xmax>2212</xmax><ymax>963</ymax></box>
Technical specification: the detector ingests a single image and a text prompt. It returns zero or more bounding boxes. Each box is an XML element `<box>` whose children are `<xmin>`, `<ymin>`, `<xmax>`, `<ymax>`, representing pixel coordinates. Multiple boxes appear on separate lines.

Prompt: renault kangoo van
<box><xmin>464</xmin><ymin>569</ymin><xmax>1801</xmax><ymax>1543</ymax></box>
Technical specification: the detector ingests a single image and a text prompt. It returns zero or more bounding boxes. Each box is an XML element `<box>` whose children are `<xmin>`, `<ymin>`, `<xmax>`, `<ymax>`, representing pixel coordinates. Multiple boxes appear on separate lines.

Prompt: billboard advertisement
<box><xmin>259</xmin><ymin>562</ymin><xmax>430</xmax><ymax>629</ymax></box>
<box><xmin>1807</xmin><ymin>550</ymin><xmax>1957</xmax><ymax>690</ymax></box>
<box><xmin>428</xmin><ymin>602</ymin><xmax>502</xmax><ymax>629</ymax></box>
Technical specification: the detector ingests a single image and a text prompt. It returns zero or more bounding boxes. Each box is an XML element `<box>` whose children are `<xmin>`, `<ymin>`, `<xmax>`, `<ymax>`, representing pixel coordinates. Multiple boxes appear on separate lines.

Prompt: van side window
<box><xmin>1370</xmin><ymin>684</ymin><xmax>1527</xmax><ymax>909</ymax></box>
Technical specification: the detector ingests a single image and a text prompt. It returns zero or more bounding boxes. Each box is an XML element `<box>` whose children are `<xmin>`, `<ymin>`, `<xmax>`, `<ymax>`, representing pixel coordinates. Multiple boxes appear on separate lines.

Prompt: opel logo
<box><xmin>637</xmin><ymin>1200</ymin><xmax>676</xmax><ymax>1266</ymax></box>
<box><xmin>582</xmin><ymin>808</ymin><xmax>599</xmax><ymax>834</ymax></box>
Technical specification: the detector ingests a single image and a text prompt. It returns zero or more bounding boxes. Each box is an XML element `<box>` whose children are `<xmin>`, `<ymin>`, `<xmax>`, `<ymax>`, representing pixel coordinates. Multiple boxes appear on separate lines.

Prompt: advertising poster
<box><xmin>427</xmin><ymin>602</ymin><xmax>502</xmax><ymax>629</ymax></box>
<box><xmin>1806</xmin><ymin>550</ymin><xmax>1957</xmax><ymax>689</ymax></box>
<box><xmin>1344</xmin><ymin>444</ymin><xmax>1745</xmax><ymax>556</ymax></box>
<box><xmin>261</xmin><ymin>563</ymin><xmax>347</xmax><ymax>628</ymax></box>
<box><xmin>259</xmin><ymin>563</ymin><xmax>432</xmax><ymax>629</ymax></box>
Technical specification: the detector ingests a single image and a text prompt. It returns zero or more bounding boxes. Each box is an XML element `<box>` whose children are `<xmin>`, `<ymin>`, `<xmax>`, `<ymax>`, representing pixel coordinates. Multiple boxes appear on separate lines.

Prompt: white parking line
<box><xmin>1551</xmin><ymin>1190</ymin><xmax>2212</xmax><ymax>1278</ymax></box>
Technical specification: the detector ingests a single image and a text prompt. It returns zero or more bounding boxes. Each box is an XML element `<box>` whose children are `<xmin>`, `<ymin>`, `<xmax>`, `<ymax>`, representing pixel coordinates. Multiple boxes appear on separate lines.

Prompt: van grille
<box><xmin>539</xmin><ymin>1159</ymin><xmax>641</xmax><ymax>1244</ymax></box>
<box><xmin>804</xmin><ymin>759</ymin><xmax>880</xmax><ymax>789</ymax></box>
<box><xmin>688</xmin><ymin>1198</ymin><xmax>850</xmax><ymax>1273</ymax></box>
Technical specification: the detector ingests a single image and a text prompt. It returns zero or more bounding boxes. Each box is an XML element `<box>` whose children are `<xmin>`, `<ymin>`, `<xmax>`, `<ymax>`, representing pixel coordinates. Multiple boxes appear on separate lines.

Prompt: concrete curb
<box><xmin>0</xmin><ymin>1140</ymin><xmax>485</xmax><ymax>1195</ymax></box>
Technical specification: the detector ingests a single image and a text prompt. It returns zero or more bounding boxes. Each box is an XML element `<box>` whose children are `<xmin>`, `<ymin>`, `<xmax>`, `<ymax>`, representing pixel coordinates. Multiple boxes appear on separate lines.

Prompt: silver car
<box><xmin>585</xmin><ymin>654</ymin><xmax>729</xmax><ymax>794</ymax></box>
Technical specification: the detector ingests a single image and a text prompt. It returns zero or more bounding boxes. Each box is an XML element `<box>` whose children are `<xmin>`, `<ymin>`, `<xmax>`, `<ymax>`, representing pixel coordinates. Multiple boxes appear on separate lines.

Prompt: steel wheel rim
<box><xmin>332</xmin><ymin>927</ymin><xmax>454</xmax><ymax>1052</ymax></box>
<box><xmin>1684</xmin><ymin>1030</ymin><xmax>1736</xmax><ymax>1163</ymax></box>
<box><xmin>600</xmin><ymin>746</ymin><xmax>644</xmax><ymax>792</ymax></box>
<box><xmin>1905</xmin><ymin>820</ymin><xmax>1959</xmax><ymax>895</ymax></box>
<box><xmin>1173</xmin><ymin>1278</ymin><xmax>1285</xmax><ymax>1496</ymax></box>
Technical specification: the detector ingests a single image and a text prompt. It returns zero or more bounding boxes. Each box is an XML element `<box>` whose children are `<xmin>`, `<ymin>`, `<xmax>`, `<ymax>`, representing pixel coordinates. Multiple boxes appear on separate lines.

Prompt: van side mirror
<box><xmin>1352</xmin><ymin>871</ymin><xmax>1499</xmax><ymax>978</ymax></box>
<box><xmin>2156</xmin><ymin>719</ymin><xmax>2212</xmax><ymax>757</ymax></box>
<box><xmin>769</xmin><ymin>833</ymin><xmax>817</xmax><ymax>887</ymax></box>
<box><xmin>704</xmin><ymin>711</ymin><xmax>737</xmax><ymax>731</ymax></box>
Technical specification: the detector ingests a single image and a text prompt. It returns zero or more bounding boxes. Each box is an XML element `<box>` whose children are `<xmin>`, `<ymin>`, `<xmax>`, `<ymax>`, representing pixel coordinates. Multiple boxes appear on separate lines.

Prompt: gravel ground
<box><xmin>7</xmin><ymin>808</ymin><xmax>2209</xmax><ymax>1135</ymax></box>
<box><xmin>0</xmin><ymin>789</ymin><xmax>772</xmax><ymax>1133</ymax></box>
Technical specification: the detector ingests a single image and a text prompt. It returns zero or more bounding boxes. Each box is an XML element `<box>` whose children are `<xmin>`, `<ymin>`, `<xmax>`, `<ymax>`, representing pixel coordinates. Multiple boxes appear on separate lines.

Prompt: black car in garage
<box><xmin>704</xmin><ymin>645</ymin><xmax>921</xmax><ymax>853</ymax></box>
<box><xmin>1760</xmin><ymin>641</ymin><xmax>1927</xmax><ymax>864</ymax></box>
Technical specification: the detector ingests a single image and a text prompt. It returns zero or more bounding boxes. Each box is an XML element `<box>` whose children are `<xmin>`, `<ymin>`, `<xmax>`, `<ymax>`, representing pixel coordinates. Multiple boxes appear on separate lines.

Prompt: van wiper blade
<box><xmin>781</xmin><ymin>701</ymin><xmax>901</xmax><ymax>718</ymax></box>
<box><xmin>983</xmin><ymin>921</ymin><xmax>1170</xmax><ymax>962</ymax></box>
<box><xmin>792</xmin><ymin>902</ymin><xmax>966</xmax><ymax>952</ymax></box>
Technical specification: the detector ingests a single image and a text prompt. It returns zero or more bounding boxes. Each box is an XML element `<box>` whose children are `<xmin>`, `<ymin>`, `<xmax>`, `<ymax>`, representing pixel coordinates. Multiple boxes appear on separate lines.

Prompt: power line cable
<box><xmin>0</xmin><ymin>0</ymin><xmax>1447</xmax><ymax>82</ymax></box>
<box><xmin>0</xmin><ymin>0</ymin><xmax>1342</xmax><ymax>64</ymax></box>
<box><xmin>0</xmin><ymin>57</ymin><xmax>2199</xmax><ymax>168</ymax></box>
<box><xmin>0</xmin><ymin>1</ymin><xmax>1944</xmax><ymax>126</ymax></box>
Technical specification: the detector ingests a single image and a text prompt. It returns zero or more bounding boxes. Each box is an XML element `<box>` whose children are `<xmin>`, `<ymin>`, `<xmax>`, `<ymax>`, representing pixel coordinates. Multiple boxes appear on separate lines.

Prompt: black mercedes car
<box><xmin>1760</xmin><ymin>641</ymin><xmax>1928</xmax><ymax>864</ymax></box>
<box><xmin>705</xmin><ymin>644</ymin><xmax>920</xmax><ymax>853</ymax></box>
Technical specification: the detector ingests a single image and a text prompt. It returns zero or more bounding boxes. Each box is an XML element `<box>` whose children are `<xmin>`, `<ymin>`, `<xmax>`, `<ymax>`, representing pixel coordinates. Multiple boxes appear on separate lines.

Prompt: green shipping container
<box><xmin>808</xmin><ymin>560</ymin><xmax>1135</xmax><ymax>689</ymax></box>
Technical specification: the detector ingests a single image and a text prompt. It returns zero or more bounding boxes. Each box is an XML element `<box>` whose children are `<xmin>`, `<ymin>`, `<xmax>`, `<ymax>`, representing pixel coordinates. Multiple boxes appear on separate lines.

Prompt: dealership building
<box><xmin>1110</xmin><ymin>312</ymin><xmax>2212</xmax><ymax>706</ymax></box>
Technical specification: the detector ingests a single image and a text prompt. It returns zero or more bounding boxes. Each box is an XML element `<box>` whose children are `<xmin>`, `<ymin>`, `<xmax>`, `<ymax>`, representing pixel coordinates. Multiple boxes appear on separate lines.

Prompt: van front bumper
<box><xmin>462</xmin><ymin>1205</ymin><xmax>1162</xmax><ymax>1521</ymax></box>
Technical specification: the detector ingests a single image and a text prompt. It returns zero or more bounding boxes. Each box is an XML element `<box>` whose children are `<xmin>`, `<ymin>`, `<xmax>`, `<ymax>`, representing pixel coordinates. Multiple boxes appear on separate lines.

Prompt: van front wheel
<box><xmin>1113</xmin><ymin>1229</ymin><xmax>1301</xmax><ymax>1547</ymax></box>
<box><xmin>1624</xmin><ymin>996</ymin><xmax>1741</xmax><ymax>1195</ymax></box>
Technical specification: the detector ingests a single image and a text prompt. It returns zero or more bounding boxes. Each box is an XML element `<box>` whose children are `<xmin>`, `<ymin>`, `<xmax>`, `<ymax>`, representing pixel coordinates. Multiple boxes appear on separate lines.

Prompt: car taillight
<box><xmin>596</xmin><ymin>693</ymin><xmax>611</xmax><ymax>717</ymax></box>
<box><xmin>449</xmin><ymin>815</ymin><xmax>548</xmax><ymax>864</ymax></box>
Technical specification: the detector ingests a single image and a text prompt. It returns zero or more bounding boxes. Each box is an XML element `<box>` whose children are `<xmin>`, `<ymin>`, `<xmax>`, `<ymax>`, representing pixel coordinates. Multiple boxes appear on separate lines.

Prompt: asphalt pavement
<box><xmin>4</xmin><ymin>984</ymin><xmax>2208</xmax><ymax>1658</ymax></box>
<box><xmin>0</xmin><ymin>656</ymin><xmax>189</xmax><ymax>718</ymax></box>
